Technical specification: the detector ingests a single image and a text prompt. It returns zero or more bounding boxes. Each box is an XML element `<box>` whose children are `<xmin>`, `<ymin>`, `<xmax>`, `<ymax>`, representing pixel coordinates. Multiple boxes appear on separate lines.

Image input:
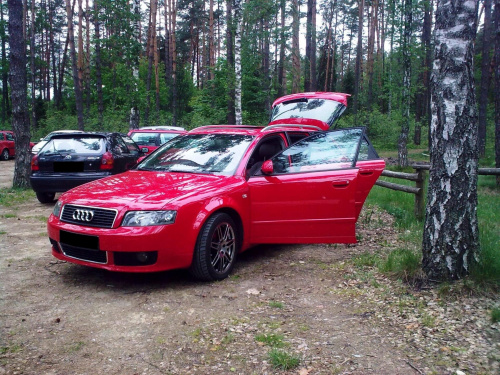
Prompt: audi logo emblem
<box><xmin>72</xmin><ymin>209</ymin><xmax>94</xmax><ymax>222</ymax></box>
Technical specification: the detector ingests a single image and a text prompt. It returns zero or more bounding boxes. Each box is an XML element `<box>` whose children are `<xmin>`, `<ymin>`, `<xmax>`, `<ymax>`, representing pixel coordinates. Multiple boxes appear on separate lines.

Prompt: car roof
<box><xmin>188</xmin><ymin>124</ymin><xmax>322</xmax><ymax>136</ymax></box>
<box><xmin>271</xmin><ymin>92</ymin><xmax>350</xmax><ymax>107</ymax></box>
<box><xmin>136</xmin><ymin>126</ymin><xmax>186</xmax><ymax>131</ymax></box>
<box><xmin>49</xmin><ymin>132</ymin><xmax>116</xmax><ymax>139</ymax></box>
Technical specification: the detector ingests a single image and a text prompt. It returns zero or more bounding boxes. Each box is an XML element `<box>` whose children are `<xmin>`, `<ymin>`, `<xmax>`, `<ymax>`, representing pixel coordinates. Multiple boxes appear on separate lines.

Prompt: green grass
<box><xmin>0</xmin><ymin>188</ymin><xmax>35</xmax><ymax>207</ymax></box>
<box><xmin>267</xmin><ymin>348</ymin><xmax>300</xmax><ymax>370</ymax></box>
<box><xmin>366</xmin><ymin>168</ymin><xmax>499</xmax><ymax>286</ymax></box>
<box><xmin>378</xmin><ymin>248</ymin><xmax>422</xmax><ymax>281</ymax></box>
<box><xmin>491</xmin><ymin>307</ymin><xmax>500</xmax><ymax>323</ymax></box>
<box><xmin>268</xmin><ymin>300</ymin><xmax>284</xmax><ymax>309</ymax></box>
<box><xmin>255</xmin><ymin>333</ymin><xmax>286</xmax><ymax>348</ymax></box>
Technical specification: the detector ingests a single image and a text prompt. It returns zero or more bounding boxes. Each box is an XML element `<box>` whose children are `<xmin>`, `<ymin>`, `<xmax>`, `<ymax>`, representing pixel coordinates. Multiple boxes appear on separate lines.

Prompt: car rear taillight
<box><xmin>31</xmin><ymin>155</ymin><xmax>39</xmax><ymax>171</ymax></box>
<box><xmin>100</xmin><ymin>152</ymin><xmax>114</xmax><ymax>170</ymax></box>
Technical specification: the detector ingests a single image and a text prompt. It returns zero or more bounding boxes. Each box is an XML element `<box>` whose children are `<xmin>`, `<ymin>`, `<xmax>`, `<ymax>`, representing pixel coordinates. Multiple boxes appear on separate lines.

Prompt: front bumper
<box><xmin>47</xmin><ymin>215</ymin><xmax>194</xmax><ymax>272</ymax></box>
<box><xmin>31</xmin><ymin>172</ymin><xmax>112</xmax><ymax>193</ymax></box>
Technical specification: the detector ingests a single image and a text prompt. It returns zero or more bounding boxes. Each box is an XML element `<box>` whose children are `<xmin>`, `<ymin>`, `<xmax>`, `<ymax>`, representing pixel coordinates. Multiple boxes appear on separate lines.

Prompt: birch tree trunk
<box><xmin>94</xmin><ymin>0</ymin><xmax>103</xmax><ymax>126</ymax></box>
<box><xmin>234</xmin><ymin>0</ymin><xmax>242</xmax><ymax>125</ymax></box>
<box><xmin>422</xmin><ymin>0</ymin><xmax>480</xmax><ymax>281</ymax></box>
<box><xmin>291</xmin><ymin>0</ymin><xmax>300</xmax><ymax>94</ymax></box>
<box><xmin>226</xmin><ymin>0</ymin><xmax>235</xmax><ymax>124</ymax></box>
<box><xmin>8</xmin><ymin>0</ymin><xmax>31</xmax><ymax>188</ymax></box>
<box><xmin>130</xmin><ymin>0</ymin><xmax>140</xmax><ymax>130</ymax></box>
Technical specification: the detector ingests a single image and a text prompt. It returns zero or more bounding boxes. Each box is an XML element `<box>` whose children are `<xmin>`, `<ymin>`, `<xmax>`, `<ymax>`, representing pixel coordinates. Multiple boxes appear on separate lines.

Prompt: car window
<box><xmin>40</xmin><ymin>137</ymin><xmax>106</xmax><ymax>155</ymax></box>
<box><xmin>119</xmin><ymin>135</ymin><xmax>139</xmax><ymax>153</ymax></box>
<box><xmin>5</xmin><ymin>133</ymin><xmax>14</xmax><ymax>141</ymax></box>
<box><xmin>138</xmin><ymin>134</ymin><xmax>254</xmax><ymax>175</ymax></box>
<box><xmin>271</xmin><ymin>128</ymin><xmax>364</xmax><ymax>174</ymax></box>
<box><xmin>130</xmin><ymin>132</ymin><xmax>159</xmax><ymax>146</ymax></box>
<box><xmin>0</xmin><ymin>133</ymin><xmax>4</xmax><ymax>140</ymax></box>
<box><xmin>357</xmin><ymin>137</ymin><xmax>379</xmax><ymax>161</ymax></box>
<box><xmin>110</xmin><ymin>136</ymin><xmax>129</xmax><ymax>154</ymax></box>
<box><xmin>271</xmin><ymin>98</ymin><xmax>345</xmax><ymax>125</ymax></box>
<box><xmin>159</xmin><ymin>133</ymin><xmax>179</xmax><ymax>144</ymax></box>
<box><xmin>246</xmin><ymin>135</ymin><xmax>286</xmax><ymax>178</ymax></box>
<box><xmin>287</xmin><ymin>132</ymin><xmax>309</xmax><ymax>144</ymax></box>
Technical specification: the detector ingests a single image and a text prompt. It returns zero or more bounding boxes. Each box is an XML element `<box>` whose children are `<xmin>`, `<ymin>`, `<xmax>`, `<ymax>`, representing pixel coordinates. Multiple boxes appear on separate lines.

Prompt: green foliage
<box><xmin>491</xmin><ymin>307</ymin><xmax>500</xmax><ymax>323</ymax></box>
<box><xmin>379</xmin><ymin>248</ymin><xmax>422</xmax><ymax>280</ymax></box>
<box><xmin>470</xmin><ymin>180</ymin><xmax>500</xmax><ymax>285</ymax></box>
<box><xmin>267</xmin><ymin>349</ymin><xmax>300</xmax><ymax>370</ymax></box>
<box><xmin>0</xmin><ymin>188</ymin><xmax>35</xmax><ymax>207</ymax></box>
<box><xmin>353</xmin><ymin>252</ymin><xmax>381</xmax><ymax>268</ymax></box>
<box><xmin>255</xmin><ymin>333</ymin><xmax>286</xmax><ymax>348</ymax></box>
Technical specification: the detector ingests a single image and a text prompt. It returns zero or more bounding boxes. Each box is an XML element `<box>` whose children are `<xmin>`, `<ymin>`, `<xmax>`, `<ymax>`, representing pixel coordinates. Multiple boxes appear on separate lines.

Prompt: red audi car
<box><xmin>47</xmin><ymin>93</ymin><xmax>384</xmax><ymax>281</ymax></box>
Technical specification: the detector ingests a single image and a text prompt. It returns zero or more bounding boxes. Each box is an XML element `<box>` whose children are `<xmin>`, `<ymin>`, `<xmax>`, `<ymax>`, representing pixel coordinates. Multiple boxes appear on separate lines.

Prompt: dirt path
<box><xmin>0</xmin><ymin>160</ymin><xmax>497</xmax><ymax>375</ymax></box>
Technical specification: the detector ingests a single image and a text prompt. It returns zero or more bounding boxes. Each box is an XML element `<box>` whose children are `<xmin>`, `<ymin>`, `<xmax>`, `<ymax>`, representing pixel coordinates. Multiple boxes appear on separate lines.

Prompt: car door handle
<box><xmin>332</xmin><ymin>180</ymin><xmax>350</xmax><ymax>187</ymax></box>
<box><xmin>359</xmin><ymin>170</ymin><xmax>373</xmax><ymax>176</ymax></box>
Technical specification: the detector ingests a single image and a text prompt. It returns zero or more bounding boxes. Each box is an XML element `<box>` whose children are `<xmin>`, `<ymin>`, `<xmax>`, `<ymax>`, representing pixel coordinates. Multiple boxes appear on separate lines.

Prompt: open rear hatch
<box><xmin>269</xmin><ymin>92</ymin><xmax>350</xmax><ymax>131</ymax></box>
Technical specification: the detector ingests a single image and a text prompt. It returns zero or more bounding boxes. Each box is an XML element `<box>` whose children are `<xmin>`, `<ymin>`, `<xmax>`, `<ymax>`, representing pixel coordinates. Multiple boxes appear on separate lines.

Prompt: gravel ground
<box><xmin>0</xmin><ymin>159</ymin><xmax>498</xmax><ymax>375</ymax></box>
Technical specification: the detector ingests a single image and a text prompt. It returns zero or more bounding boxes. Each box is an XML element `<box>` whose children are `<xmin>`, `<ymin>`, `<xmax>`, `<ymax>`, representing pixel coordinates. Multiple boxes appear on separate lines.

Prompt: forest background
<box><xmin>0</xmin><ymin>0</ymin><xmax>498</xmax><ymax>165</ymax></box>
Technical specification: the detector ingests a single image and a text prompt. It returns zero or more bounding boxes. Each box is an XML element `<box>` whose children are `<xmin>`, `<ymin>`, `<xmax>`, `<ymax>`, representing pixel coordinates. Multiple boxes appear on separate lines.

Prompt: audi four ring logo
<box><xmin>72</xmin><ymin>209</ymin><xmax>94</xmax><ymax>222</ymax></box>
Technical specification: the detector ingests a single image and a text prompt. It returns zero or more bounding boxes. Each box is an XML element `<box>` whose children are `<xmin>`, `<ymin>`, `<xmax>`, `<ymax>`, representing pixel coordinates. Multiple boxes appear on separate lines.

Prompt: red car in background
<box><xmin>47</xmin><ymin>92</ymin><xmax>384</xmax><ymax>281</ymax></box>
<box><xmin>0</xmin><ymin>130</ymin><xmax>35</xmax><ymax>160</ymax></box>
<box><xmin>128</xmin><ymin>126</ymin><xmax>186</xmax><ymax>155</ymax></box>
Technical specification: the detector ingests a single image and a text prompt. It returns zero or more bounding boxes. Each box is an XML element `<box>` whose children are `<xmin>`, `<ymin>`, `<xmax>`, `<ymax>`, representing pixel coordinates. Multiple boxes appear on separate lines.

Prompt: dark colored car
<box><xmin>30</xmin><ymin>132</ymin><xmax>144</xmax><ymax>203</ymax></box>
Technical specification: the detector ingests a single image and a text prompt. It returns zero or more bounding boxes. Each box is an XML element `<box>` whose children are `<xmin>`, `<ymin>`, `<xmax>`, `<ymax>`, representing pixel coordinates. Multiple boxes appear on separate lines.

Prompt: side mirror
<box><xmin>261</xmin><ymin>160</ymin><xmax>274</xmax><ymax>175</ymax></box>
<box><xmin>141</xmin><ymin>147</ymin><xmax>149</xmax><ymax>154</ymax></box>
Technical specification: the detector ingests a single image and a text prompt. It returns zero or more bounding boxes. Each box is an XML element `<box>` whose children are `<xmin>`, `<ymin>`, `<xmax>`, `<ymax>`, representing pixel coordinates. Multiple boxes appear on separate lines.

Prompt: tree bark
<box><xmin>478</xmin><ymin>0</ymin><xmax>493</xmax><ymax>157</ymax></box>
<box><xmin>353</xmin><ymin>0</ymin><xmax>364</xmax><ymax>114</ymax></box>
<box><xmin>226</xmin><ymin>0</ymin><xmax>235</xmax><ymax>124</ymax></box>
<box><xmin>1</xmin><ymin>1</ymin><xmax>10</xmax><ymax>124</ymax></box>
<box><xmin>8</xmin><ymin>0</ymin><xmax>31</xmax><ymax>188</ymax></box>
<box><xmin>495</xmin><ymin>0</ymin><xmax>500</xmax><ymax>186</ymax></box>
<box><xmin>65</xmin><ymin>0</ymin><xmax>84</xmax><ymax>130</ymax></box>
<box><xmin>130</xmin><ymin>0</ymin><xmax>140</xmax><ymax>130</ymax></box>
<box><xmin>423</xmin><ymin>0</ymin><xmax>480</xmax><ymax>280</ymax></box>
<box><xmin>30</xmin><ymin>0</ymin><xmax>36</xmax><ymax>129</ymax></box>
<box><xmin>398</xmin><ymin>0</ymin><xmax>412</xmax><ymax>167</ymax></box>
<box><xmin>277</xmin><ymin>0</ymin><xmax>286</xmax><ymax>98</ymax></box>
<box><xmin>234</xmin><ymin>0</ymin><xmax>242</xmax><ymax>124</ymax></box>
<box><xmin>291</xmin><ymin>0</ymin><xmax>300</xmax><ymax>93</ymax></box>
<box><xmin>94</xmin><ymin>0</ymin><xmax>103</xmax><ymax>126</ymax></box>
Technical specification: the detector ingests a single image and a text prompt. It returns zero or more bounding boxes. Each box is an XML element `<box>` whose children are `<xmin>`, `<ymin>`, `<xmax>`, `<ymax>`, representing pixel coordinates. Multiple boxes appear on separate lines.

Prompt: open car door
<box><xmin>248</xmin><ymin>128</ymin><xmax>383</xmax><ymax>244</ymax></box>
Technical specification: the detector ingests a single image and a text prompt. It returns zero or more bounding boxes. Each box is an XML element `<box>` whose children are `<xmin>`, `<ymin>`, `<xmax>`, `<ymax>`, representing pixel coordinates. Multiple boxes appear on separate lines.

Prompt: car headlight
<box><xmin>122</xmin><ymin>210</ymin><xmax>177</xmax><ymax>227</ymax></box>
<box><xmin>53</xmin><ymin>200</ymin><xmax>63</xmax><ymax>218</ymax></box>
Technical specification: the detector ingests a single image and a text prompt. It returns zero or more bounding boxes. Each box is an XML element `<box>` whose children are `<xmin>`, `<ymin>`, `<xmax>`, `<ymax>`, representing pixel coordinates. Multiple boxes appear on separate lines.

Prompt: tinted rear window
<box><xmin>39</xmin><ymin>137</ymin><xmax>106</xmax><ymax>155</ymax></box>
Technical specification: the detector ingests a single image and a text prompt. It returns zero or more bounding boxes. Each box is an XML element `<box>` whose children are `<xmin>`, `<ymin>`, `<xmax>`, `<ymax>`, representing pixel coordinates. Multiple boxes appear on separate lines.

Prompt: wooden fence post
<box><xmin>414</xmin><ymin>168</ymin><xmax>425</xmax><ymax>220</ymax></box>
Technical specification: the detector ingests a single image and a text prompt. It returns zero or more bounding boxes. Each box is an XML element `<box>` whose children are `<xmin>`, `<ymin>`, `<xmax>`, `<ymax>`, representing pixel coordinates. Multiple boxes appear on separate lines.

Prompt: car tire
<box><xmin>1</xmin><ymin>149</ymin><xmax>9</xmax><ymax>161</ymax></box>
<box><xmin>190</xmin><ymin>213</ymin><xmax>239</xmax><ymax>281</ymax></box>
<box><xmin>36</xmin><ymin>192</ymin><xmax>55</xmax><ymax>204</ymax></box>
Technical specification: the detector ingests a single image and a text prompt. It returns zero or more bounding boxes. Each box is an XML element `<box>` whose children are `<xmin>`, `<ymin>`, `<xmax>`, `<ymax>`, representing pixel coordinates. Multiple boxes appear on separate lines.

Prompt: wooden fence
<box><xmin>375</xmin><ymin>165</ymin><xmax>500</xmax><ymax>220</ymax></box>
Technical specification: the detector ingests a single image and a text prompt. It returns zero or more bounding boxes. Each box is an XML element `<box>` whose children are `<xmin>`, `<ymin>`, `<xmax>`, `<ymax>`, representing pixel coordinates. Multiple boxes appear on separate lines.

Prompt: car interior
<box><xmin>246</xmin><ymin>136</ymin><xmax>285</xmax><ymax>178</ymax></box>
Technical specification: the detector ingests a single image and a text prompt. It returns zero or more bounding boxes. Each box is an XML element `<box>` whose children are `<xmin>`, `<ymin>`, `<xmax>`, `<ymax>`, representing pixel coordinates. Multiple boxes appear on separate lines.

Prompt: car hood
<box><xmin>59</xmin><ymin>170</ymin><xmax>243</xmax><ymax>210</ymax></box>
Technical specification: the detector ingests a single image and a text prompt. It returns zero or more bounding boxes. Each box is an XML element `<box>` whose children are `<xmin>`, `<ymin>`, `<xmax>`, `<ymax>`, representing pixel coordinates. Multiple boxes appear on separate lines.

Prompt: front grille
<box><xmin>61</xmin><ymin>204</ymin><xmax>117</xmax><ymax>228</ymax></box>
<box><xmin>61</xmin><ymin>243</ymin><xmax>107</xmax><ymax>264</ymax></box>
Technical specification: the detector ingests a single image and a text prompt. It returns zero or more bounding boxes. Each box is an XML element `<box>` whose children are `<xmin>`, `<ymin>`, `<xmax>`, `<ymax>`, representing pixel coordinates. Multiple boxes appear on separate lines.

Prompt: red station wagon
<box><xmin>47</xmin><ymin>93</ymin><xmax>385</xmax><ymax>281</ymax></box>
<box><xmin>0</xmin><ymin>130</ymin><xmax>35</xmax><ymax>160</ymax></box>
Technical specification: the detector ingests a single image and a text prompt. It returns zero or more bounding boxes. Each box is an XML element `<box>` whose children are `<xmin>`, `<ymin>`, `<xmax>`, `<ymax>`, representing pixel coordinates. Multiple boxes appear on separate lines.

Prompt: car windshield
<box><xmin>138</xmin><ymin>133</ymin><xmax>254</xmax><ymax>175</ymax></box>
<box><xmin>39</xmin><ymin>137</ymin><xmax>106</xmax><ymax>155</ymax></box>
<box><xmin>271</xmin><ymin>98</ymin><xmax>345</xmax><ymax>125</ymax></box>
